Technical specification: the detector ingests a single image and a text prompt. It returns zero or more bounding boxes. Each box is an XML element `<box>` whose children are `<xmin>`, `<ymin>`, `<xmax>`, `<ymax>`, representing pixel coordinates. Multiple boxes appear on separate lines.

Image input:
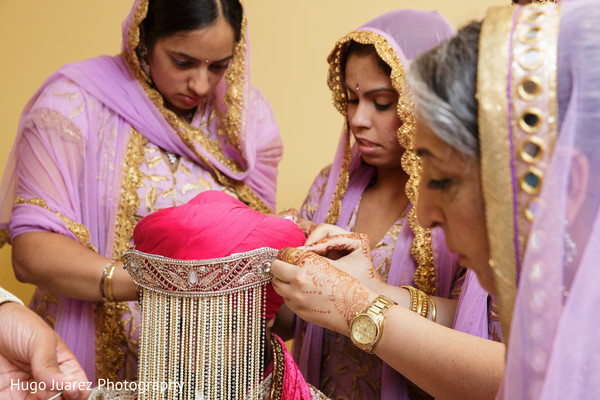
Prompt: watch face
<box><xmin>351</xmin><ymin>314</ymin><xmax>378</xmax><ymax>345</ymax></box>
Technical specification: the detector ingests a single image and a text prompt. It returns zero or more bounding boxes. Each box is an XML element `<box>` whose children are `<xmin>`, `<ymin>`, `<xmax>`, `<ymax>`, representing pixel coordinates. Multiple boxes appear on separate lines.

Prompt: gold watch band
<box><xmin>351</xmin><ymin>295</ymin><xmax>397</xmax><ymax>353</ymax></box>
<box><xmin>363</xmin><ymin>295</ymin><xmax>396</xmax><ymax>318</ymax></box>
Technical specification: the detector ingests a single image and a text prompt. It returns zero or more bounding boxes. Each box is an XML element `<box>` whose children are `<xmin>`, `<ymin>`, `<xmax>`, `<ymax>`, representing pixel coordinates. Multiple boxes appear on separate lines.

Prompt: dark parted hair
<box><xmin>143</xmin><ymin>0</ymin><xmax>243</xmax><ymax>53</ymax></box>
<box><xmin>343</xmin><ymin>41</ymin><xmax>392</xmax><ymax>77</ymax></box>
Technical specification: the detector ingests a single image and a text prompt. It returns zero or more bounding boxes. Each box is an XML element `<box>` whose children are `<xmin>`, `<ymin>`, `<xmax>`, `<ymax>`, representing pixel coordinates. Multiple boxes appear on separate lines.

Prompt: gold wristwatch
<box><xmin>350</xmin><ymin>295</ymin><xmax>397</xmax><ymax>353</ymax></box>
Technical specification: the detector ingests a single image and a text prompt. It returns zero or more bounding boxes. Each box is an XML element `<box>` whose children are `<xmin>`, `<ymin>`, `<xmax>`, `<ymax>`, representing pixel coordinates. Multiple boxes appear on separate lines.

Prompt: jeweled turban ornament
<box><xmin>123</xmin><ymin>191</ymin><xmax>305</xmax><ymax>399</ymax></box>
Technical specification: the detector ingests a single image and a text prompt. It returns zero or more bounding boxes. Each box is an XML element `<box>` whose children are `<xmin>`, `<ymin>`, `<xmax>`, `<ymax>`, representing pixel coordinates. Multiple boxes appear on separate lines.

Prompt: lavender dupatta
<box><xmin>0</xmin><ymin>0</ymin><xmax>282</xmax><ymax>381</ymax></box>
<box><xmin>294</xmin><ymin>10</ymin><xmax>489</xmax><ymax>399</ymax></box>
<box><xmin>487</xmin><ymin>1</ymin><xmax>600</xmax><ymax>398</ymax></box>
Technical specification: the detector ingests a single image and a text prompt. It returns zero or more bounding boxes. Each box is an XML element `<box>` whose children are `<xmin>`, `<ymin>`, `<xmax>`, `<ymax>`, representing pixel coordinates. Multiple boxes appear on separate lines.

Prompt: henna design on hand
<box><xmin>277</xmin><ymin>246</ymin><xmax>371</xmax><ymax>327</ymax></box>
<box><xmin>301</xmin><ymin>251</ymin><xmax>370</xmax><ymax>325</ymax></box>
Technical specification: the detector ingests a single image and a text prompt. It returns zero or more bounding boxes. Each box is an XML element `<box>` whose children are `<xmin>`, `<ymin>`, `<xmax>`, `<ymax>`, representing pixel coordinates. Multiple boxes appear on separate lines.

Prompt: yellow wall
<box><xmin>0</xmin><ymin>0</ymin><xmax>506</xmax><ymax>303</ymax></box>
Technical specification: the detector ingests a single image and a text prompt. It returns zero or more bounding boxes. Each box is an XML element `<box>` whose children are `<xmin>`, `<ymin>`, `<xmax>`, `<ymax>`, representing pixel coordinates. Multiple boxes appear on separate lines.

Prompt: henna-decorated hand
<box><xmin>302</xmin><ymin>233</ymin><xmax>387</xmax><ymax>294</ymax></box>
<box><xmin>276</xmin><ymin>208</ymin><xmax>318</xmax><ymax>237</ymax></box>
<box><xmin>304</xmin><ymin>224</ymin><xmax>352</xmax><ymax>259</ymax></box>
<box><xmin>271</xmin><ymin>246</ymin><xmax>377</xmax><ymax>336</ymax></box>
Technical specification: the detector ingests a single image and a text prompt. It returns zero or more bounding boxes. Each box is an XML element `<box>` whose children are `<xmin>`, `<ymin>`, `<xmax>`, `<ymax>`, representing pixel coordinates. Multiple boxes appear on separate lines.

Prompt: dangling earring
<box><xmin>564</xmin><ymin>219</ymin><xmax>577</xmax><ymax>265</ymax></box>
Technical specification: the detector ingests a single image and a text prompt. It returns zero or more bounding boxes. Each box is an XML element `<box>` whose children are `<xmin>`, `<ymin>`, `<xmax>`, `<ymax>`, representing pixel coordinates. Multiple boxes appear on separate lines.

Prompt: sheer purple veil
<box><xmin>500</xmin><ymin>1</ymin><xmax>600</xmax><ymax>398</ymax></box>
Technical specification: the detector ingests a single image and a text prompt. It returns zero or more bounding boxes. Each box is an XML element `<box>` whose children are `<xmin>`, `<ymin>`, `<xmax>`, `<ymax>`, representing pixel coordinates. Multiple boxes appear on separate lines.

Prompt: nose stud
<box><xmin>356</xmin><ymin>83</ymin><xmax>360</xmax><ymax>91</ymax></box>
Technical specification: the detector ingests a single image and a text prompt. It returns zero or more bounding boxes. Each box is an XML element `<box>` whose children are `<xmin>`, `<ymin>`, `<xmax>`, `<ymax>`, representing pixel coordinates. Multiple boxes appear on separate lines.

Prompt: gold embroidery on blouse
<box><xmin>31</xmin><ymin>289</ymin><xmax>60</xmax><ymax>329</ymax></box>
<box><xmin>145</xmin><ymin>186</ymin><xmax>158</xmax><ymax>211</ymax></box>
<box><xmin>69</xmin><ymin>101</ymin><xmax>85</xmax><ymax>119</ymax></box>
<box><xmin>198</xmin><ymin>176</ymin><xmax>213</xmax><ymax>190</ymax></box>
<box><xmin>181</xmin><ymin>182</ymin><xmax>204</xmax><ymax>195</ymax></box>
<box><xmin>27</xmin><ymin>108</ymin><xmax>85</xmax><ymax>157</ymax></box>
<box><xmin>180</xmin><ymin>164</ymin><xmax>192</xmax><ymax>177</ymax></box>
<box><xmin>149</xmin><ymin>174</ymin><xmax>168</xmax><ymax>183</ymax></box>
<box><xmin>13</xmin><ymin>197</ymin><xmax>96</xmax><ymax>251</ymax></box>
<box><xmin>301</xmin><ymin>166</ymin><xmax>332</xmax><ymax>221</ymax></box>
<box><xmin>51</xmin><ymin>87</ymin><xmax>80</xmax><ymax>101</ymax></box>
<box><xmin>146</xmin><ymin>154</ymin><xmax>162</xmax><ymax>169</ymax></box>
<box><xmin>94</xmin><ymin>129</ymin><xmax>145</xmax><ymax>382</ymax></box>
<box><xmin>326</xmin><ymin>31</ymin><xmax>435</xmax><ymax>294</ymax></box>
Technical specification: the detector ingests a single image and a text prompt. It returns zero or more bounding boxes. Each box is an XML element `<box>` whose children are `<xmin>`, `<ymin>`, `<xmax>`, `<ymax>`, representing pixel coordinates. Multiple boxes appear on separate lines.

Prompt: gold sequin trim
<box><xmin>13</xmin><ymin>197</ymin><xmax>96</xmax><ymax>252</ymax></box>
<box><xmin>478</xmin><ymin>6</ymin><xmax>520</xmax><ymax>344</ymax></box>
<box><xmin>478</xmin><ymin>3</ymin><xmax>560</xmax><ymax>343</ymax></box>
<box><xmin>94</xmin><ymin>129</ymin><xmax>145</xmax><ymax>382</ymax></box>
<box><xmin>269</xmin><ymin>335</ymin><xmax>285</xmax><ymax>400</ymax></box>
<box><xmin>325</xmin><ymin>30</ymin><xmax>435</xmax><ymax>294</ymax></box>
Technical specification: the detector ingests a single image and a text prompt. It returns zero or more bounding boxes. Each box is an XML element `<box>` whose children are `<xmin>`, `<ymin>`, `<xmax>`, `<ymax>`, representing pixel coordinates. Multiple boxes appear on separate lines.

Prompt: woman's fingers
<box><xmin>304</xmin><ymin>223</ymin><xmax>350</xmax><ymax>245</ymax></box>
<box><xmin>302</xmin><ymin>232</ymin><xmax>370</xmax><ymax>256</ymax></box>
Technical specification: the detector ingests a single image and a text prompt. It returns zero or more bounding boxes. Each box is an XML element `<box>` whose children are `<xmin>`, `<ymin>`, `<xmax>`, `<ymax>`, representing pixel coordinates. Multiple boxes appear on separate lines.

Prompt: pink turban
<box><xmin>132</xmin><ymin>190</ymin><xmax>306</xmax><ymax>318</ymax></box>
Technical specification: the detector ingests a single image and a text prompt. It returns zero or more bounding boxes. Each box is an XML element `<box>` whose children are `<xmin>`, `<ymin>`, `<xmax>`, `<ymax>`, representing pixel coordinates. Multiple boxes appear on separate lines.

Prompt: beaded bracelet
<box><xmin>100</xmin><ymin>260</ymin><xmax>118</xmax><ymax>302</ymax></box>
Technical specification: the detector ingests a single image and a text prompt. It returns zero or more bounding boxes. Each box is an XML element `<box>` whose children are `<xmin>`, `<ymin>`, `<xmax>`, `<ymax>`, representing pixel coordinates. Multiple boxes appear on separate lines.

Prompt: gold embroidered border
<box><xmin>480</xmin><ymin>3</ymin><xmax>561</xmax><ymax>343</ymax></box>
<box><xmin>325</xmin><ymin>30</ymin><xmax>435</xmax><ymax>293</ymax></box>
<box><xmin>94</xmin><ymin>129</ymin><xmax>145</xmax><ymax>382</ymax></box>
<box><xmin>269</xmin><ymin>334</ymin><xmax>285</xmax><ymax>400</ymax></box>
<box><xmin>13</xmin><ymin>197</ymin><xmax>96</xmax><ymax>252</ymax></box>
<box><xmin>478</xmin><ymin>5</ymin><xmax>521</xmax><ymax>344</ymax></box>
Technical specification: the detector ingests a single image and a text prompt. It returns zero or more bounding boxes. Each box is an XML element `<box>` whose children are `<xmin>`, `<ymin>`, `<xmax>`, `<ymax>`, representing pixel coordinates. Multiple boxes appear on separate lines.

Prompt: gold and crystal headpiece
<box><xmin>122</xmin><ymin>247</ymin><xmax>277</xmax><ymax>400</ymax></box>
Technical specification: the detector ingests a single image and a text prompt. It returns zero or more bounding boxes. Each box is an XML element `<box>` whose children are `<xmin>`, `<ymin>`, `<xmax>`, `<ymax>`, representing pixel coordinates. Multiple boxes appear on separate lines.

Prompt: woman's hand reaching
<box><xmin>304</xmin><ymin>230</ymin><xmax>387</xmax><ymax>293</ymax></box>
<box><xmin>276</xmin><ymin>209</ymin><xmax>318</xmax><ymax>237</ymax></box>
<box><xmin>270</xmin><ymin>232</ymin><xmax>386</xmax><ymax>335</ymax></box>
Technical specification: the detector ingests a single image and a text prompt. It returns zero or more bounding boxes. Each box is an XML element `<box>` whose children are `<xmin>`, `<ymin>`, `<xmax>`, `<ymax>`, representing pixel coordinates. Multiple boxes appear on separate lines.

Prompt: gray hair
<box><xmin>409</xmin><ymin>22</ymin><xmax>482</xmax><ymax>156</ymax></box>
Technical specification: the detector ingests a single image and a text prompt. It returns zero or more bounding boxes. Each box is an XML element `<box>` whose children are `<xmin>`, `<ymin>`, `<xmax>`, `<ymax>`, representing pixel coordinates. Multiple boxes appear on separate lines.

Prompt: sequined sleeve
<box><xmin>9</xmin><ymin>78</ymin><xmax>94</xmax><ymax>246</ymax></box>
<box><xmin>299</xmin><ymin>165</ymin><xmax>332</xmax><ymax>221</ymax></box>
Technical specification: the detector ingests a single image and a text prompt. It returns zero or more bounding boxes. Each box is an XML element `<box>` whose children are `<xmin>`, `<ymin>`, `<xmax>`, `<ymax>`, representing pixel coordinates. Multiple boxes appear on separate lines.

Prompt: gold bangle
<box><xmin>429</xmin><ymin>296</ymin><xmax>437</xmax><ymax>323</ymax></box>
<box><xmin>400</xmin><ymin>286</ymin><xmax>418</xmax><ymax>313</ymax></box>
<box><xmin>100</xmin><ymin>260</ymin><xmax>117</xmax><ymax>302</ymax></box>
<box><xmin>416</xmin><ymin>290</ymin><xmax>430</xmax><ymax>319</ymax></box>
<box><xmin>105</xmin><ymin>262</ymin><xmax>117</xmax><ymax>302</ymax></box>
<box><xmin>401</xmin><ymin>286</ymin><xmax>432</xmax><ymax>319</ymax></box>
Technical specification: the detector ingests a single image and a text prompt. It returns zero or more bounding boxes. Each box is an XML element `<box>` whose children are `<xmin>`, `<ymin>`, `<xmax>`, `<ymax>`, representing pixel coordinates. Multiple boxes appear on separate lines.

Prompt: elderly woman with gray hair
<box><xmin>271</xmin><ymin>0</ymin><xmax>600</xmax><ymax>399</ymax></box>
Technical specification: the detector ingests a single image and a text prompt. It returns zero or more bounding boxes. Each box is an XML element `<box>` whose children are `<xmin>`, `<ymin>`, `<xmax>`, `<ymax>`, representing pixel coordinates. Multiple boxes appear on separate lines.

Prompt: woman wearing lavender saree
<box><xmin>0</xmin><ymin>0</ymin><xmax>283</xmax><ymax>383</ymax></box>
<box><xmin>273</xmin><ymin>0</ymin><xmax>600</xmax><ymax>398</ymax></box>
<box><xmin>283</xmin><ymin>9</ymin><xmax>497</xmax><ymax>400</ymax></box>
